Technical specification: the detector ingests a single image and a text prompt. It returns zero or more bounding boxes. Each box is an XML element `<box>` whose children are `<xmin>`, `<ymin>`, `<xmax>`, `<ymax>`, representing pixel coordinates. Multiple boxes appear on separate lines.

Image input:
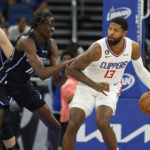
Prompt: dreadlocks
<box><xmin>29</xmin><ymin>9</ymin><xmax>53</xmax><ymax>31</ymax></box>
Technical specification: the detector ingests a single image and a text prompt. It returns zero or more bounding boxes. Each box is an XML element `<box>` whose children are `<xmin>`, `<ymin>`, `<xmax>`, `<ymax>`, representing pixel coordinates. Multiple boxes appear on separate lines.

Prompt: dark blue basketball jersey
<box><xmin>0</xmin><ymin>31</ymin><xmax>51</xmax><ymax>84</ymax></box>
<box><xmin>0</xmin><ymin>47</ymin><xmax>13</xmax><ymax>108</ymax></box>
<box><xmin>0</xmin><ymin>47</ymin><xmax>9</xmax><ymax>83</ymax></box>
<box><xmin>0</xmin><ymin>48</ymin><xmax>3</xmax><ymax>67</ymax></box>
<box><xmin>0</xmin><ymin>47</ymin><xmax>7</xmax><ymax>67</ymax></box>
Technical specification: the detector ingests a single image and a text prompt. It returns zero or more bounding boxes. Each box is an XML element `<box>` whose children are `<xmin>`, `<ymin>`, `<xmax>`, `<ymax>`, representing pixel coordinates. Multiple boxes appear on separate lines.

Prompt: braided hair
<box><xmin>29</xmin><ymin>9</ymin><xmax>53</xmax><ymax>31</ymax></box>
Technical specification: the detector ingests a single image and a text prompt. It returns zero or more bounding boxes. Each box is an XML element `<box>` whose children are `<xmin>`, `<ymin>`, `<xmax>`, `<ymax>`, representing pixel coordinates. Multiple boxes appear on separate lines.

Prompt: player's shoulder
<box><xmin>89</xmin><ymin>41</ymin><xmax>101</xmax><ymax>53</ymax></box>
<box><xmin>131</xmin><ymin>40</ymin><xmax>140</xmax><ymax>49</ymax></box>
<box><xmin>93</xmin><ymin>38</ymin><xmax>107</xmax><ymax>52</ymax></box>
<box><xmin>19</xmin><ymin>33</ymin><xmax>34</xmax><ymax>43</ymax></box>
<box><xmin>86</xmin><ymin>42</ymin><xmax>102</xmax><ymax>61</ymax></box>
<box><xmin>125</xmin><ymin>37</ymin><xmax>139</xmax><ymax>49</ymax></box>
<box><xmin>16</xmin><ymin>34</ymin><xmax>35</xmax><ymax>50</ymax></box>
<box><xmin>49</xmin><ymin>38</ymin><xmax>58</xmax><ymax>51</ymax></box>
<box><xmin>49</xmin><ymin>38</ymin><xmax>56</xmax><ymax>45</ymax></box>
<box><xmin>125</xmin><ymin>37</ymin><xmax>138</xmax><ymax>45</ymax></box>
<box><xmin>94</xmin><ymin>37</ymin><xmax>106</xmax><ymax>45</ymax></box>
<box><xmin>91</xmin><ymin>37</ymin><xmax>106</xmax><ymax>48</ymax></box>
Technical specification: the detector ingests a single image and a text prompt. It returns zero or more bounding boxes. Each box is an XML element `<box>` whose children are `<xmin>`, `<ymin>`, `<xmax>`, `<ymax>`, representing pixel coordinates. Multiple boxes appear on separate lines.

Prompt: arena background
<box><xmin>1</xmin><ymin>0</ymin><xmax>149</xmax><ymax>150</ymax></box>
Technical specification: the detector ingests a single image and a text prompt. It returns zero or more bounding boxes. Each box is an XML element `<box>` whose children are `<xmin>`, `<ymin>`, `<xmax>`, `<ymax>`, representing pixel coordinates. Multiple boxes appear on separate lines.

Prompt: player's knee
<box><xmin>67</xmin><ymin>119</ymin><xmax>81</xmax><ymax>134</ymax></box>
<box><xmin>96</xmin><ymin>118</ymin><xmax>110</xmax><ymax>132</ymax></box>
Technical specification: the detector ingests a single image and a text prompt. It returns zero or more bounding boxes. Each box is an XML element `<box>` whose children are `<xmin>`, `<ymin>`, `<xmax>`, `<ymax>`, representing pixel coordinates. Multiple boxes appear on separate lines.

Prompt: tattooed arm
<box><xmin>66</xmin><ymin>43</ymin><xmax>109</xmax><ymax>95</ymax></box>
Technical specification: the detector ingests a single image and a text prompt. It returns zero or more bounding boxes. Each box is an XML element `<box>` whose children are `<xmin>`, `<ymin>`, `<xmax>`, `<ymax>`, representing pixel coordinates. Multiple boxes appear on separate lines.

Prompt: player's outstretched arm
<box><xmin>131</xmin><ymin>41</ymin><xmax>150</xmax><ymax>89</ymax></box>
<box><xmin>66</xmin><ymin>43</ymin><xmax>109</xmax><ymax>95</ymax></box>
<box><xmin>18</xmin><ymin>37</ymin><xmax>73</xmax><ymax>80</ymax></box>
<box><xmin>0</xmin><ymin>28</ymin><xmax>13</xmax><ymax>58</ymax></box>
<box><xmin>49</xmin><ymin>38</ymin><xmax>74</xmax><ymax>86</ymax></box>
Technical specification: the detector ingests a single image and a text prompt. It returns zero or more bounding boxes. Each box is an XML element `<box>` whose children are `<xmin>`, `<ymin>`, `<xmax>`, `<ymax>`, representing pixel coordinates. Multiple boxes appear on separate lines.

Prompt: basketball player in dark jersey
<box><xmin>0</xmin><ymin>28</ymin><xmax>17</xmax><ymax>150</ymax></box>
<box><xmin>0</xmin><ymin>9</ymin><xmax>73</xmax><ymax>150</ymax></box>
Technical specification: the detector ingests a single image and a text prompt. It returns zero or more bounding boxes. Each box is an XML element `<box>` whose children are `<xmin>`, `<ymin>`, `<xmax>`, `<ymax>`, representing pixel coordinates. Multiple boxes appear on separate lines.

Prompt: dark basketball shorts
<box><xmin>0</xmin><ymin>86</ymin><xmax>12</xmax><ymax>109</ymax></box>
<box><xmin>4</xmin><ymin>80</ymin><xmax>45</xmax><ymax>111</ymax></box>
<box><xmin>1</xmin><ymin>108</ymin><xmax>14</xmax><ymax>140</ymax></box>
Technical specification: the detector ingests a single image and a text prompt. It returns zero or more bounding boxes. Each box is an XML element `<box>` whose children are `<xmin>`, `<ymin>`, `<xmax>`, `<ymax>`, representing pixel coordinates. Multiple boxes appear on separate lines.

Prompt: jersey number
<box><xmin>104</xmin><ymin>70</ymin><xmax>116</xmax><ymax>78</ymax></box>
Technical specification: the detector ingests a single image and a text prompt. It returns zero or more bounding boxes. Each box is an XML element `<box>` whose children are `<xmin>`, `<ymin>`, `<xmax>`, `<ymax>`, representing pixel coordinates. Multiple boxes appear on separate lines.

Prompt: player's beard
<box><xmin>108</xmin><ymin>36</ymin><xmax>122</xmax><ymax>46</ymax></box>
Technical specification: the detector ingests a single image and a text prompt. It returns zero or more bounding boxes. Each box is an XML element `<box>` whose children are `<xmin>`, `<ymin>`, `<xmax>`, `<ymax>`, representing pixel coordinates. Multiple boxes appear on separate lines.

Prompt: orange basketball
<box><xmin>139</xmin><ymin>91</ymin><xmax>150</xmax><ymax>116</ymax></box>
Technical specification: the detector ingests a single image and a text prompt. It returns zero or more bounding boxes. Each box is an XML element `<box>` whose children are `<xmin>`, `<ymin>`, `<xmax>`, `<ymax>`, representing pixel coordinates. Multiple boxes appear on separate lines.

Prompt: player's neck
<box><xmin>109</xmin><ymin>39</ymin><xmax>125</xmax><ymax>55</ymax></box>
<box><xmin>34</xmin><ymin>31</ymin><xmax>46</xmax><ymax>47</ymax></box>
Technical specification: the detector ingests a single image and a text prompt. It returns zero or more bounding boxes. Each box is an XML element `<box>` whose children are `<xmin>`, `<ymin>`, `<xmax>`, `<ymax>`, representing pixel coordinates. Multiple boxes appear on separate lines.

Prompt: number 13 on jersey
<box><xmin>104</xmin><ymin>70</ymin><xmax>116</xmax><ymax>78</ymax></box>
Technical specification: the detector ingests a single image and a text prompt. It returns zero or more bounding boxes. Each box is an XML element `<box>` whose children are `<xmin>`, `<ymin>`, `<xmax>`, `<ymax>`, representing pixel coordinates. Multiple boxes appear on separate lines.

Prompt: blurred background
<box><xmin>0</xmin><ymin>0</ymin><xmax>150</xmax><ymax>150</ymax></box>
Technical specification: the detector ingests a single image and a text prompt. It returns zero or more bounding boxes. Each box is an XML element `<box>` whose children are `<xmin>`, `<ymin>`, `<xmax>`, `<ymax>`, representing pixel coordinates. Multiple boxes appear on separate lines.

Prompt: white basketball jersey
<box><xmin>83</xmin><ymin>37</ymin><xmax>132</xmax><ymax>84</ymax></box>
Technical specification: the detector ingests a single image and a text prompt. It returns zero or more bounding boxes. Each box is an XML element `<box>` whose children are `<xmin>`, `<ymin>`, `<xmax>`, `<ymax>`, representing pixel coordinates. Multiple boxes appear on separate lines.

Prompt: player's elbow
<box><xmin>36</xmin><ymin>71</ymin><xmax>47</xmax><ymax>80</ymax></box>
<box><xmin>39</xmin><ymin>76</ymin><xmax>46</xmax><ymax>80</ymax></box>
<box><xmin>38</xmin><ymin>74</ymin><xmax>46</xmax><ymax>80</ymax></box>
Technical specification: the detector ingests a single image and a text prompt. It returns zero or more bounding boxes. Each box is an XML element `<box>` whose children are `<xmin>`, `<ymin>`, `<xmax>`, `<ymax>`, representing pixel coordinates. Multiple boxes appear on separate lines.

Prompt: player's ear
<box><xmin>123</xmin><ymin>30</ymin><xmax>128</xmax><ymax>36</ymax></box>
<box><xmin>37</xmin><ymin>22</ymin><xmax>42</xmax><ymax>29</ymax></box>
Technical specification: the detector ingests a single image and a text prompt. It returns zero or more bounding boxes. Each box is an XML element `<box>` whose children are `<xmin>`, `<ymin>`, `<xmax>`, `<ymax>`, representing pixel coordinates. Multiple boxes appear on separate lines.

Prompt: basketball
<box><xmin>139</xmin><ymin>91</ymin><xmax>150</xmax><ymax>116</ymax></box>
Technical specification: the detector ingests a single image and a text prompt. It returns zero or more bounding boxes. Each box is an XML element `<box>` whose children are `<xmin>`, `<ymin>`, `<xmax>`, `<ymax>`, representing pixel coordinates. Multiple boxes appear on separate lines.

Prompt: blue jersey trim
<box><xmin>105</xmin><ymin>37</ymin><xmax>126</xmax><ymax>57</ymax></box>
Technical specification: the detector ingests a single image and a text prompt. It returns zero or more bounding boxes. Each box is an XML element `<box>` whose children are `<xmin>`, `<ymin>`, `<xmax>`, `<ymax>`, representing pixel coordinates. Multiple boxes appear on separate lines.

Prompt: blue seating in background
<box><xmin>8</xmin><ymin>4</ymin><xmax>33</xmax><ymax>26</ymax></box>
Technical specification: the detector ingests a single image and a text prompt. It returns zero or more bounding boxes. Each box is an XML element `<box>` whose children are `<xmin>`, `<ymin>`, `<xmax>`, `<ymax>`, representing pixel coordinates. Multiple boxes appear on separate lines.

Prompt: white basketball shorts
<box><xmin>69</xmin><ymin>82</ymin><xmax>122</xmax><ymax>117</ymax></box>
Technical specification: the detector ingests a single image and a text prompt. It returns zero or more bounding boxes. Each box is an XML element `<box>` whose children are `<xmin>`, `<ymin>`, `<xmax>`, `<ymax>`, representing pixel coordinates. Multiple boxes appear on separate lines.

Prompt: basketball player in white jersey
<box><xmin>62</xmin><ymin>17</ymin><xmax>150</xmax><ymax>150</ymax></box>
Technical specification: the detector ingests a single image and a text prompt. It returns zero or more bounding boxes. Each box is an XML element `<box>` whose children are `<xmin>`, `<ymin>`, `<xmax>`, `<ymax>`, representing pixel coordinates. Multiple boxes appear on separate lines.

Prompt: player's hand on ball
<box><xmin>139</xmin><ymin>91</ymin><xmax>150</xmax><ymax>116</ymax></box>
<box><xmin>95</xmin><ymin>82</ymin><xmax>110</xmax><ymax>96</ymax></box>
